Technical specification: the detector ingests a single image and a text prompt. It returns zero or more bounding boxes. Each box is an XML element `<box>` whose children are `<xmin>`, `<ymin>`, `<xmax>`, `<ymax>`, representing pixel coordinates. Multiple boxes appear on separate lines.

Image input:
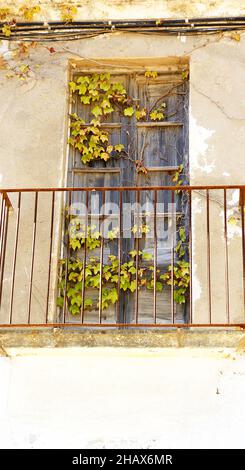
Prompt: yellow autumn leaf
<box><xmin>135</xmin><ymin>108</ymin><xmax>146</xmax><ymax>120</ymax></box>
<box><xmin>145</xmin><ymin>71</ymin><xmax>158</xmax><ymax>78</ymax></box>
<box><xmin>114</xmin><ymin>144</ymin><xmax>124</xmax><ymax>152</ymax></box>
<box><xmin>124</xmin><ymin>107</ymin><xmax>134</xmax><ymax>117</ymax></box>
<box><xmin>2</xmin><ymin>25</ymin><xmax>11</xmax><ymax>37</ymax></box>
<box><xmin>18</xmin><ymin>6</ymin><xmax>41</xmax><ymax>21</ymax></box>
<box><xmin>106</xmin><ymin>145</ymin><xmax>113</xmax><ymax>153</ymax></box>
<box><xmin>230</xmin><ymin>32</ymin><xmax>241</xmax><ymax>42</ymax></box>
<box><xmin>0</xmin><ymin>8</ymin><xmax>10</xmax><ymax>21</ymax></box>
<box><xmin>0</xmin><ymin>55</ymin><xmax>7</xmax><ymax>69</ymax></box>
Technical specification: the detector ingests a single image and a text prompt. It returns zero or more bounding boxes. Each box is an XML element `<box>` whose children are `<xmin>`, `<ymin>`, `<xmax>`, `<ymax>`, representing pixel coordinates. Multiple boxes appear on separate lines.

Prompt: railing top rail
<box><xmin>0</xmin><ymin>184</ymin><xmax>245</xmax><ymax>193</ymax></box>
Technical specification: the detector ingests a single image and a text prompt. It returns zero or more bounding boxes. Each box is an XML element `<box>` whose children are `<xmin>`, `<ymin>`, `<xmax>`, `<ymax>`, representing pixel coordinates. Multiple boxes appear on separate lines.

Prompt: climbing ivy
<box><xmin>69</xmin><ymin>73</ymin><xmax>130</xmax><ymax>116</ymax></box>
<box><xmin>0</xmin><ymin>4</ymin><xmax>77</xmax><ymax>37</ymax></box>
<box><xmin>68</xmin><ymin>114</ymin><xmax>124</xmax><ymax>164</ymax></box>
<box><xmin>57</xmin><ymin>215</ymin><xmax>190</xmax><ymax>315</ymax></box>
<box><xmin>68</xmin><ymin>71</ymin><xmax>169</xmax><ymax>166</ymax></box>
<box><xmin>0</xmin><ymin>5</ymin><xmax>41</xmax><ymax>36</ymax></box>
<box><xmin>59</xmin><ymin>70</ymin><xmax>191</xmax><ymax>315</ymax></box>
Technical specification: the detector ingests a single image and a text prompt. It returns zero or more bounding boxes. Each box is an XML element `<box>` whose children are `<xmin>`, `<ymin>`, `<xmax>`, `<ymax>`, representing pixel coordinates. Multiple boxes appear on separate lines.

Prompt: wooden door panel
<box><xmin>137</xmin><ymin>125</ymin><xmax>183</xmax><ymax>167</ymax></box>
<box><xmin>65</xmin><ymin>69</ymin><xmax>189</xmax><ymax>324</ymax></box>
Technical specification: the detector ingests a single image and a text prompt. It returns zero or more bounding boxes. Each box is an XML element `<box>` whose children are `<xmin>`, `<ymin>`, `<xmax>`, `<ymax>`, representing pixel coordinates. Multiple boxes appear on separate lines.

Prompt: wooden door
<box><xmin>65</xmin><ymin>68</ymin><xmax>189</xmax><ymax>324</ymax></box>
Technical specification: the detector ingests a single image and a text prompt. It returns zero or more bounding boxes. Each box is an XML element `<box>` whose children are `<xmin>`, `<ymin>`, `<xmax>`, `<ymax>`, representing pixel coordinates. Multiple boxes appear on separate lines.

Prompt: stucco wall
<box><xmin>1</xmin><ymin>0</ymin><xmax>245</xmax><ymax>20</ymax></box>
<box><xmin>1</xmin><ymin>347</ymin><xmax>245</xmax><ymax>448</ymax></box>
<box><xmin>0</xmin><ymin>2</ymin><xmax>244</xmax><ymax>323</ymax></box>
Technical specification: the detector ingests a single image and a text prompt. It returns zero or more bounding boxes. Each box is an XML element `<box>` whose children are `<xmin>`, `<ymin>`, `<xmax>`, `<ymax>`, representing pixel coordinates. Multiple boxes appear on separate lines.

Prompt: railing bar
<box><xmin>0</xmin><ymin>204</ymin><xmax>8</xmax><ymax>308</ymax></box>
<box><xmin>63</xmin><ymin>190</ymin><xmax>72</xmax><ymax>323</ymax></box>
<box><xmin>117</xmin><ymin>191</ymin><xmax>122</xmax><ymax>324</ymax></box>
<box><xmin>224</xmin><ymin>189</ymin><xmax>230</xmax><ymax>323</ymax></box>
<box><xmin>0</xmin><ymin>185</ymin><xmax>243</xmax><ymax>328</ymax></box>
<box><xmin>98</xmin><ymin>190</ymin><xmax>105</xmax><ymax>324</ymax></box>
<box><xmin>27</xmin><ymin>191</ymin><xmax>38</xmax><ymax>324</ymax></box>
<box><xmin>45</xmin><ymin>191</ymin><xmax>55</xmax><ymax>324</ymax></box>
<box><xmin>62</xmin><ymin>261</ymin><xmax>68</xmax><ymax>323</ymax></box>
<box><xmin>153</xmin><ymin>190</ymin><xmax>157</xmax><ymax>323</ymax></box>
<box><xmin>135</xmin><ymin>190</ymin><xmax>140</xmax><ymax>323</ymax></box>
<box><xmin>171</xmin><ymin>191</ymin><xmax>175</xmax><ymax>323</ymax></box>
<box><xmin>9</xmin><ymin>193</ymin><xmax>21</xmax><ymax>323</ymax></box>
<box><xmin>81</xmin><ymin>190</ymin><xmax>88</xmax><ymax>323</ymax></box>
<box><xmin>0</xmin><ymin>195</ymin><xmax>4</xmax><ymax>247</ymax></box>
<box><xmin>1</xmin><ymin>322</ymin><xmax>244</xmax><ymax>329</ymax></box>
<box><xmin>206</xmin><ymin>189</ymin><xmax>212</xmax><ymax>323</ymax></box>
<box><xmin>241</xmin><ymin>196</ymin><xmax>245</xmax><ymax>317</ymax></box>
<box><xmin>0</xmin><ymin>198</ymin><xmax>6</xmax><ymax>273</ymax></box>
<box><xmin>2</xmin><ymin>185</ymin><xmax>245</xmax><ymax>193</ymax></box>
<box><xmin>189</xmin><ymin>191</ymin><xmax>193</xmax><ymax>324</ymax></box>
<box><xmin>1</xmin><ymin>192</ymin><xmax>13</xmax><ymax>209</ymax></box>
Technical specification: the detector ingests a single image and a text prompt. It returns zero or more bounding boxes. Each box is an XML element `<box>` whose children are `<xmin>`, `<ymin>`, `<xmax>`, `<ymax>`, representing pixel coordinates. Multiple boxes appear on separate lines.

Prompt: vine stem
<box><xmin>147</xmin><ymin>82</ymin><xmax>186</xmax><ymax>116</ymax></box>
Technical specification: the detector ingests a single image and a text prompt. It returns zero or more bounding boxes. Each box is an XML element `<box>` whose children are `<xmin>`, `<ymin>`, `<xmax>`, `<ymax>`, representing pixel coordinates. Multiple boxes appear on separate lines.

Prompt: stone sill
<box><xmin>1</xmin><ymin>327</ymin><xmax>245</xmax><ymax>351</ymax></box>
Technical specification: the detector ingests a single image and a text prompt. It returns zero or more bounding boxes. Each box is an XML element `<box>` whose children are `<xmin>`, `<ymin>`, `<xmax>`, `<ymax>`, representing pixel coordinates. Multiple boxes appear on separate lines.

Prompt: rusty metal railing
<box><xmin>0</xmin><ymin>185</ymin><xmax>244</xmax><ymax>328</ymax></box>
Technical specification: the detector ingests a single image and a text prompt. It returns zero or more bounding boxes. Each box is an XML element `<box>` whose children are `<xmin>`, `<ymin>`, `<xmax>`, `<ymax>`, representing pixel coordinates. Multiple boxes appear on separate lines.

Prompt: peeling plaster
<box><xmin>189</xmin><ymin>114</ymin><xmax>215</xmax><ymax>175</ymax></box>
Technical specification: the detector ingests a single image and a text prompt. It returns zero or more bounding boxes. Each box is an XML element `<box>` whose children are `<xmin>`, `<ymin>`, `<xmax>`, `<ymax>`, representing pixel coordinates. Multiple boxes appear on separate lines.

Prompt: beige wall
<box><xmin>1</xmin><ymin>348</ymin><xmax>245</xmax><ymax>448</ymax></box>
<box><xmin>1</xmin><ymin>0</ymin><xmax>245</xmax><ymax>20</ymax></box>
<box><xmin>0</xmin><ymin>2</ymin><xmax>244</xmax><ymax>323</ymax></box>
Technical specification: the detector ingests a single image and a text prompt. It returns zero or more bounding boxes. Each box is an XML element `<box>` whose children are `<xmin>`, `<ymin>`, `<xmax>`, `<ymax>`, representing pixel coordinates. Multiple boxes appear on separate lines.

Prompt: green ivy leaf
<box><xmin>129</xmin><ymin>280</ymin><xmax>137</xmax><ymax>292</ymax></box>
<box><xmin>69</xmin><ymin>81</ymin><xmax>77</xmax><ymax>92</ymax></box>
<box><xmin>57</xmin><ymin>296</ymin><xmax>64</xmax><ymax>308</ymax></box>
<box><xmin>80</xmin><ymin>95</ymin><xmax>91</xmax><ymax>104</ymax></box>
<box><xmin>124</xmin><ymin>107</ymin><xmax>135</xmax><ymax>117</ymax></box>
<box><xmin>70</xmin><ymin>304</ymin><xmax>80</xmax><ymax>315</ymax></box>
<box><xmin>182</xmin><ymin>70</ymin><xmax>189</xmax><ymax>80</ymax></box>
<box><xmin>179</xmin><ymin>227</ymin><xmax>186</xmax><ymax>242</ymax></box>
<box><xmin>142</xmin><ymin>252</ymin><xmax>153</xmax><ymax>261</ymax></box>
<box><xmin>108</xmin><ymin>288</ymin><xmax>118</xmax><ymax>304</ymax></box>
<box><xmin>150</xmin><ymin>110</ymin><xmax>164</xmax><ymax>121</ymax></box>
<box><xmin>92</xmin><ymin>105</ymin><xmax>103</xmax><ymax>117</ymax></box>
<box><xmin>84</xmin><ymin>298</ymin><xmax>93</xmax><ymax>308</ymax></box>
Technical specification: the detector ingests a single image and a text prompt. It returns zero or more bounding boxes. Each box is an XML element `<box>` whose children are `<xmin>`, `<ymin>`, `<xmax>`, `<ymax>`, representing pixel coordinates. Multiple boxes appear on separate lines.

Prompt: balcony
<box><xmin>0</xmin><ymin>185</ymin><xmax>244</xmax><ymax>328</ymax></box>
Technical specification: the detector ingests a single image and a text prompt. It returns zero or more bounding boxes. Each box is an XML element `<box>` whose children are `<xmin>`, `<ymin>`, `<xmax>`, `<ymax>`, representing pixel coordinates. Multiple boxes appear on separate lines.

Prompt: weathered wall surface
<box><xmin>0</xmin><ymin>1</ymin><xmax>244</xmax><ymax>324</ymax></box>
<box><xmin>1</xmin><ymin>0</ymin><xmax>245</xmax><ymax>20</ymax></box>
<box><xmin>1</xmin><ymin>347</ymin><xmax>245</xmax><ymax>448</ymax></box>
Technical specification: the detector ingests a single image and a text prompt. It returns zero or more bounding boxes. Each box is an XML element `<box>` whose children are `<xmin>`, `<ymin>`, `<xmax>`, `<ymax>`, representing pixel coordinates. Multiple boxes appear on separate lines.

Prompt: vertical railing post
<box><xmin>98</xmin><ymin>190</ymin><xmax>105</xmax><ymax>324</ymax></box>
<box><xmin>224</xmin><ymin>189</ymin><xmax>230</xmax><ymax>323</ymax></box>
<box><xmin>62</xmin><ymin>190</ymin><xmax>72</xmax><ymax>323</ymax></box>
<box><xmin>206</xmin><ymin>189</ymin><xmax>212</xmax><ymax>323</ymax></box>
<box><xmin>117</xmin><ymin>190</ymin><xmax>122</xmax><ymax>324</ymax></box>
<box><xmin>153</xmin><ymin>190</ymin><xmax>157</xmax><ymax>323</ymax></box>
<box><xmin>81</xmin><ymin>190</ymin><xmax>88</xmax><ymax>324</ymax></box>
<box><xmin>0</xmin><ymin>194</ymin><xmax>6</xmax><ymax>304</ymax></box>
<box><xmin>27</xmin><ymin>191</ymin><xmax>38</xmax><ymax>324</ymax></box>
<box><xmin>240</xmin><ymin>188</ymin><xmax>245</xmax><ymax>317</ymax></box>
<box><xmin>45</xmin><ymin>191</ymin><xmax>55</xmax><ymax>324</ymax></box>
<box><xmin>171</xmin><ymin>190</ymin><xmax>175</xmax><ymax>323</ymax></box>
<box><xmin>189</xmin><ymin>190</ymin><xmax>193</xmax><ymax>324</ymax></box>
<box><xmin>0</xmin><ymin>193</ymin><xmax>11</xmax><ymax>308</ymax></box>
<box><xmin>134</xmin><ymin>190</ymin><xmax>140</xmax><ymax>324</ymax></box>
<box><xmin>9</xmin><ymin>192</ymin><xmax>21</xmax><ymax>323</ymax></box>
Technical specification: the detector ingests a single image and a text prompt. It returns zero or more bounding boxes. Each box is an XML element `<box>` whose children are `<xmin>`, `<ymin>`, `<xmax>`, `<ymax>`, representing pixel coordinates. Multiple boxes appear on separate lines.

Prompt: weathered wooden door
<box><xmin>66</xmin><ymin>68</ymin><xmax>189</xmax><ymax>324</ymax></box>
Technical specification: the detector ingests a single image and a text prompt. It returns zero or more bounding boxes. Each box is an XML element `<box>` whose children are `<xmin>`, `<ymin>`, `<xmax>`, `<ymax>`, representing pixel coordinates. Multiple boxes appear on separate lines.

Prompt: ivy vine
<box><xmin>57</xmin><ymin>216</ymin><xmax>190</xmax><ymax>315</ymax></box>
<box><xmin>58</xmin><ymin>71</ymin><xmax>191</xmax><ymax>316</ymax></box>
<box><xmin>68</xmin><ymin>71</ymin><xmax>171</xmax><ymax>167</ymax></box>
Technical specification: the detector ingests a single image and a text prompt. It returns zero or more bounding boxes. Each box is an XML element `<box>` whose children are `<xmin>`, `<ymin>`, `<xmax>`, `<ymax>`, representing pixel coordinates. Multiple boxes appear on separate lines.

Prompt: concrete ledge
<box><xmin>0</xmin><ymin>327</ymin><xmax>245</xmax><ymax>350</ymax></box>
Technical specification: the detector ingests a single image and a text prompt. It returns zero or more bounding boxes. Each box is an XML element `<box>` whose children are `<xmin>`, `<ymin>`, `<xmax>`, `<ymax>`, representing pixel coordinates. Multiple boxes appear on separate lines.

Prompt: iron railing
<box><xmin>0</xmin><ymin>185</ymin><xmax>244</xmax><ymax>328</ymax></box>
